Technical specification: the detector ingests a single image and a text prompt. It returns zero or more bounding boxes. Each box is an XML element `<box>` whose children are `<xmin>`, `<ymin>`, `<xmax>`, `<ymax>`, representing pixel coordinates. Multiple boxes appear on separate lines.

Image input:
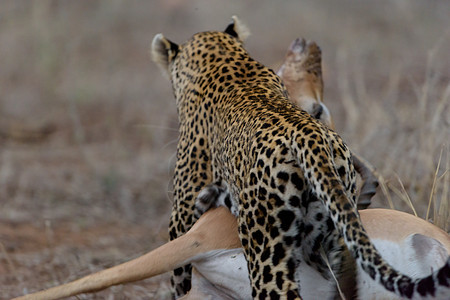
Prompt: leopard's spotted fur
<box><xmin>152</xmin><ymin>16</ymin><xmax>450</xmax><ymax>299</ymax></box>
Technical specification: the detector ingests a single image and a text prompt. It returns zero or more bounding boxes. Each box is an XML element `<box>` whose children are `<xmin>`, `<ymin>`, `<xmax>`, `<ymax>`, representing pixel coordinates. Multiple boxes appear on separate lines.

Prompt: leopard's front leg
<box><xmin>170</xmin><ymin>134</ymin><xmax>212</xmax><ymax>297</ymax></box>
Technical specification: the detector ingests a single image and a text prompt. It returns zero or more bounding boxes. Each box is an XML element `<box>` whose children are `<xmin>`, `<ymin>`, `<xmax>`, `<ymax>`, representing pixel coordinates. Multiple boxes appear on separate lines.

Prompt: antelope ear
<box><xmin>151</xmin><ymin>33</ymin><xmax>179</xmax><ymax>77</ymax></box>
<box><xmin>224</xmin><ymin>16</ymin><xmax>250</xmax><ymax>42</ymax></box>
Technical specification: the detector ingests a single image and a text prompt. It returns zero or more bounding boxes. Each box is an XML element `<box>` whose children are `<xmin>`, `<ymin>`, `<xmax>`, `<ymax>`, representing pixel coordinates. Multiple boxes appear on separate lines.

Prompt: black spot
<box><xmin>338</xmin><ymin>166</ymin><xmax>346</xmax><ymax>177</ymax></box>
<box><xmin>250</xmin><ymin>172</ymin><xmax>258</xmax><ymax>185</ymax></box>
<box><xmin>248</xmin><ymin>215</ymin><xmax>256</xmax><ymax>228</ymax></box>
<box><xmin>257</xmin><ymin>171</ymin><xmax>263</xmax><ymax>180</ymax></box>
<box><xmin>287</xmin><ymin>290</ymin><xmax>298</xmax><ymax>300</ymax></box>
<box><xmin>272</xmin><ymin>243</ymin><xmax>286</xmax><ymax>266</ymax></box>
<box><xmin>264</xmin><ymin>165</ymin><xmax>271</xmax><ymax>176</ymax></box>
<box><xmin>366</xmin><ymin>264</ymin><xmax>376</xmax><ymax>280</ymax></box>
<box><xmin>180</xmin><ymin>277</ymin><xmax>191</xmax><ymax>294</ymax></box>
<box><xmin>262</xmin><ymin>265</ymin><xmax>273</xmax><ymax>283</ymax></box>
<box><xmin>276</xmin><ymin>271</ymin><xmax>284</xmax><ymax>290</ymax></box>
<box><xmin>289</xmin><ymin>195</ymin><xmax>300</xmax><ymax>207</ymax></box>
<box><xmin>286</xmin><ymin>258</ymin><xmax>296</xmax><ymax>281</ymax></box>
<box><xmin>278</xmin><ymin>210</ymin><xmax>295</xmax><ymax>231</ymax></box>
<box><xmin>381</xmin><ymin>273</ymin><xmax>396</xmax><ymax>292</ymax></box>
<box><xmin>417</xmin><ymin>275</ymin><xmax>435</xmax><ymax>297</ymax></box>
<box><xmin>261</xmin><ymin>247</ymin><xmax>271</xmax><ymax>262</ymax></box>
<box><xmin>270</xmin><ymin>178</ymin><xmax>276</xmax><ymax>189</ymax></box>
<box><xmin>258</xmin><ymin>187</ymin><xmax>267</xmax><ymax>199</ymax></box>
<box><xmin>290</xmin><ymin>172</ymin><xmax>304</xmax><ymax>191</ymax></box>
<box><xmin>224</xmin><ymin>195</ymin><xmax>232</xmax><ymax>209</ymax></box>
<box><xmin>269</xmin><ymin>291</ymin><xmax>280</xmax><ymax>300</ymax></box>
<box><xmin>169</xmin><ymin>228</ymin><xmax>178</xmax><ymax>240</ymax></box>
<box><xmin>346</xmin><ymin>211</ymin><xmax>357</xmax><ymax>223</ymax></box>
<box><xmin>257</xmin><ymin>159</ymin><xmax>265</xmax><ymax>168</ymax></box>
<box><xmin>254</xmin><ymin>277</ymin><xmax>260</xmax><ymax>289</ymax></box>
<box><xmin>283</xmin><ymin>235</ymin><xmax>293</xmax><ymax>246</ymax></box>
<box><xmin>269</xmin><ymin>193</ymin><xmax>284</xmax><ymax>206</ymax></box>
<box><xmin>437</xmin><ymin>260</ymin><xmax>450</xmax><ymax>287</ymax></box>
<box><xmin>257</xmin><ymin>216</ymin><xmax>266</xmax><ymax>226</ymax></box>
<box><xmin>252</xmin><ymin>230</ymin><xmax>264</xmax><ymax>246</ymax></box>
<box><xmin>302</xmin><ymin>127</ymin><xmax>313</xmax><ymax>135</ymax></box>
<box><xmin>315</xmin><ymin>213</ymin><xmax>323</xmax><ymax>221</ymax></box>
<box><xmin>277</xmin><ymin>171</ymin><xmax>289</xmax><ymax>182</ymax></box>
<box><xmin>343</xmin><ymin>203</ymin><xmax>352</xmax><ymax>211</ymax></box>
<box><xmin>299</xmin><ymin>137</ymin><xmax>305</xmax><ymax>147</ymax></box>
<box><xmin>174</xmin><ymin>267</ymin><xmax>184</xmax><ymax>276</ymax></box>
<box><xmin>270</xmin><ymin>226</ymin><xmax>279</xmax><ymax>239</ymax></box>
<box><xmin>397</xmin><ymin>277</ymin><xmax>414</xmax><ymax>298</ymax></box>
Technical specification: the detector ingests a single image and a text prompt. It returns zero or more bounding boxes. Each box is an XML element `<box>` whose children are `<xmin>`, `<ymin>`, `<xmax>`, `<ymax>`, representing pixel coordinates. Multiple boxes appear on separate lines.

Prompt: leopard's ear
<box><xmin>224</xmin><ymin>16</ymin><xmax>250</xmax><ymax>42</ymax></box>
<box><xmin>151</xmin><ymin>33</ymin><xmax>179</xmax><ymax>77</ymax></box>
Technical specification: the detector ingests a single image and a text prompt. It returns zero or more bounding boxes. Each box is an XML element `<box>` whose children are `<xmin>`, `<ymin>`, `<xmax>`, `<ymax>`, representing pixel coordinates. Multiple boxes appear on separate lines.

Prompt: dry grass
<box><xmin>0</xmin><ymin>1</ymin><xmax>449</xmax><ymax>299</ymax></box>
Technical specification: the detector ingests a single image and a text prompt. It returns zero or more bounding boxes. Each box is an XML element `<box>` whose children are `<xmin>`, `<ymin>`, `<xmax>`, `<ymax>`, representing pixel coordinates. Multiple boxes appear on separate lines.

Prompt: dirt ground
<box><xmin>1</xmin><ymin>1</ymin><xmax>449</xmax><ymax>299</ymax></box>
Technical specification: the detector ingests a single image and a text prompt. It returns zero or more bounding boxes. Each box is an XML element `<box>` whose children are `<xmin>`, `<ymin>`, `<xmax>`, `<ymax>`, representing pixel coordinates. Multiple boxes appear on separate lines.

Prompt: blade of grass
<box><xmin>320</xmin><ymin>247</ymin><xmax>346</xmax><ymax>300</ymax></box>
<box><xmin>387</xmin><ymin>175</ymin><xmax>417</xmax><ymax>217</ymax></box>
<box><xmin>426</xmin><ymin>147</ymin><xmax>443</xmax><ymax>221</ymax></box>
<box><xmin>379</xmin><ymin>177</ymin><xmax>395</xmax><ymax>210</ymax></box>
<box><xmin>435</xmin><ymin>145</ymin><xmax>449</xmax><ymax>231</ymax></box>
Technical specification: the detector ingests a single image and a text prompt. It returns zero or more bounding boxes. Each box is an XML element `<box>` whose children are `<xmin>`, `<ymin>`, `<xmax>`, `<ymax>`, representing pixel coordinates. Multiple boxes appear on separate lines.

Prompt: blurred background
<box><xmin>1</xmin><ymin>0</ymin><xmax>449</xmax><ymax>298</ymax></box>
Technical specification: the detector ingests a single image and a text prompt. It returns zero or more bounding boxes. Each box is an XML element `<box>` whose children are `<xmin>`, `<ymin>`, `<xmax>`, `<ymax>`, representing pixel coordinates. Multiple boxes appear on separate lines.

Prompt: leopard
<box><xmin>152</xmin><ymin>16</ymin><xmax>450</xmax><ymax>299</ymax></box>
<box><xmin>195</xmin><ymin>36</ymin><xmax>376</xmax><ymax>219</ymax></box>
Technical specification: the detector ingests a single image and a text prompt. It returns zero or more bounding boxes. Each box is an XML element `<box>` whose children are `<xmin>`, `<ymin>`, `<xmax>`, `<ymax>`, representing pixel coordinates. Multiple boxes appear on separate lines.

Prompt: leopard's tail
<box><xmin>292</xmin><ymin>129</ymin><xmax>450</xmax><ymax>300</ymax></box>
